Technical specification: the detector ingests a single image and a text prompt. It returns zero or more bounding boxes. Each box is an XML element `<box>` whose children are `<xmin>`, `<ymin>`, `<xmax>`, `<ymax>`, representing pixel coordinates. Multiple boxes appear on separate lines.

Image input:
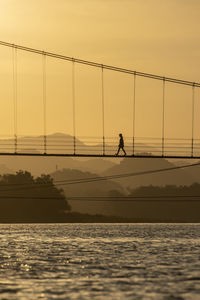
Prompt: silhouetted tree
<box><xmin>0</xmin><ymin>171</ymin><xmax>71</xmax><ymax>221</ymax></box>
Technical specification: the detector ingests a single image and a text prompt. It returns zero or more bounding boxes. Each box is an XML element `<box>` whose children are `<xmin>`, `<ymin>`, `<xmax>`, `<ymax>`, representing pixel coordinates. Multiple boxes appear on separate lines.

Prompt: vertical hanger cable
<box><xmin>12</xmin><ymin>47</ymin><xmax>18</xmax><ymax>153</ymax></box>
<box><xmin>42</xmin><ymin>53</ymin><xmax>47</xmax><ymax>154</ymax></box>
<box><xmin>72</xmin><ymin>59</ymin><xmax>76</xmax><ymax>155</ymax></box>
<box><xmin>162</xmin><ymin>78</ymin><xmax>165</xmax><ymax>156</ymax></box>
<box><xmin>101</xmin><ymin>65</ymin><xmax>105</xmax><ymax>155</ymax></box>
<box><xmin>133</xmin><ymin>73</ymin><xmax>136</xmax><ymax>156</ymax></box>
<box><xmin>191</xmin><ymin>84</ymin><xmax>195</xmax><ymax>157</ymax></box>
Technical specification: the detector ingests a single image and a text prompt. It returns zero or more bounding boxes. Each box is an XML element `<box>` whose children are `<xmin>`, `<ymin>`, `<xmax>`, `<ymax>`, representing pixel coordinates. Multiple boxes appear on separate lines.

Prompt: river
<box><xmin>0</xmin><ymin>223</ymin><xmax>200</xmax><ymax>299</ymax></box>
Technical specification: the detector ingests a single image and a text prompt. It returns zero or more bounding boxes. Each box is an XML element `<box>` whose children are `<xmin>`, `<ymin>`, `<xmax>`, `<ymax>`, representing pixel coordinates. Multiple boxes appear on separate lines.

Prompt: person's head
<box><xmin>119</xmin><ymin>133</ymin><xmax>122</xmax><ymax>137</ymax></box>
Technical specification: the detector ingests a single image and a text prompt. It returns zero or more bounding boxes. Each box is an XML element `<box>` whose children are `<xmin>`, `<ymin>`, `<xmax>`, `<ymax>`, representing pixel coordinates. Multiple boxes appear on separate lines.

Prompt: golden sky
<box><xmin>0</xmin><ymin>0</ymin><xmax>200</xmax><ymax>147</ymax></box>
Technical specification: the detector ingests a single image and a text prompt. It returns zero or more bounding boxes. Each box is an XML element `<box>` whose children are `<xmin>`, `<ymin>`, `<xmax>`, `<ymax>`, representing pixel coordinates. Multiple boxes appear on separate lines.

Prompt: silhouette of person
<box><xmin>116</xmin><ymin>133</ymin><xmax>126</xmax><ymax>156</ymax></box>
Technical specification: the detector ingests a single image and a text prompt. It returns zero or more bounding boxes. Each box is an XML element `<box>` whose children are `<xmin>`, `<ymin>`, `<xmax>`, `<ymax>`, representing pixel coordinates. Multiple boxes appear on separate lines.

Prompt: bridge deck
<box><xmin>0</xmin><ymin>152</ymin><xmax>199</xmax><ymax>159</ymax></box>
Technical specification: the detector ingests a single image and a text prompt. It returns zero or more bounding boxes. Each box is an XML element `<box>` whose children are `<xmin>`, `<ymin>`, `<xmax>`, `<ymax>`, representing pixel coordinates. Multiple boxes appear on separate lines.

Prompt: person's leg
<box><xmin>122</xmin><ymin>147</ymin><xmax>126</xmax><ymax>155</ymax></box>
<box><xmin>116</xmin><ymin>146</ymin><xmax>120</xmax><ymax>155</ymax></box>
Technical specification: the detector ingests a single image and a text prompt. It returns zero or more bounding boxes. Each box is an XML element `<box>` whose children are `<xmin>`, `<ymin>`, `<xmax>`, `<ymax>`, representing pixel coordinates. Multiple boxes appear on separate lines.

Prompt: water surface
<box><xmin>0</xmin><ymin>223</ymin><xmax>200</xmax><ymax>299</ymax></box>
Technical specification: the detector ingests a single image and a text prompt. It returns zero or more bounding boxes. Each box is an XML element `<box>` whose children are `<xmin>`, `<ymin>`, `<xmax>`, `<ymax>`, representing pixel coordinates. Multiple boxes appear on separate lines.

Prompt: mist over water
<box><xmin>0</xmin><ymin>224</ymin><xmax>200</xmax><ymax>299</ymax></box>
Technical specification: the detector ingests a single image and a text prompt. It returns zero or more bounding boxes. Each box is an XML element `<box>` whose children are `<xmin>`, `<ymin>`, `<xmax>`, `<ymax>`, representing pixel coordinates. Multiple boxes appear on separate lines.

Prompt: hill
<box><xmin>103</xmin><ymin>157</ymin><xmax>199</xmax><ymax>190</ymax></box>
<box><xmin>0</xmin><ymin>156</ymin><xmax>117</xmax><ymax>176</ymax></box>
<box><xmin>51</xmin><ymin>168</ymin><xmax>125</xmax><ymax>216</ymax></box>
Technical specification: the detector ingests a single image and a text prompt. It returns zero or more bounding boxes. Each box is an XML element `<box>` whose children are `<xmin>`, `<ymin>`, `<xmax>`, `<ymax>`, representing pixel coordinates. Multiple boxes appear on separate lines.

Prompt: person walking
<box><xmin>116</xmin><ymin>133</ymin><xmax>126</xmax><ymax>156</ymax></box>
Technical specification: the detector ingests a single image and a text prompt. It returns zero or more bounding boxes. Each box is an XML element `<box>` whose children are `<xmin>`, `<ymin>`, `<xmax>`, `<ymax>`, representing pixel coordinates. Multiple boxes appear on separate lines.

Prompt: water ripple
<box><xmin>0</xmin><ymin>224</ymin><xmax>200</xmax><ymax>299</ymax></box>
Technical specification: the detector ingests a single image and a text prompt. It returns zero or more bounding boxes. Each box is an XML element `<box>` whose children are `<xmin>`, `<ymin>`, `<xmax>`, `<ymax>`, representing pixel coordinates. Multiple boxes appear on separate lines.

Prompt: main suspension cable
<box><xmin>0</xmin><ymin>40</ymin><xmax>199</xmax><ymax>87</ymax></box>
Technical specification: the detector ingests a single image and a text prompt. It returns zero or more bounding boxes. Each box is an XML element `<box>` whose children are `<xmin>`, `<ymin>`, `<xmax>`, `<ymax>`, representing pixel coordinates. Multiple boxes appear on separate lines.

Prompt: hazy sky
<box><xmin>0</xmin><ymin>0</ymin><xmax>200</xmax><ymax>150</ymax></box>
<box><xmin>0</xmin><ymin>0</ymin><xmax>199</xmax><ymax>78</ymax></box>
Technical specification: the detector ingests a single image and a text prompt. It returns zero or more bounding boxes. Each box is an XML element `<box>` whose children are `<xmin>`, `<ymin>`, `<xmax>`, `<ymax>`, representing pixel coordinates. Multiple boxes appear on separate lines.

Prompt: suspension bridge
<box><xmin>0</xmin><ymin>40</ymin><xmax>200</xmax><ymax>159</ymax></box>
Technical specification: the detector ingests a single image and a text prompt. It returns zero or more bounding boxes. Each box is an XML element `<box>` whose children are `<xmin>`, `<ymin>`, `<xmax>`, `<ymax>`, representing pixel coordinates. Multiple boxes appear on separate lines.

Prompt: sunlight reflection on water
<box><xmin>0</xmin><ymin>223</ymin><xmax>200</xmax><ymax>299</ymax></box>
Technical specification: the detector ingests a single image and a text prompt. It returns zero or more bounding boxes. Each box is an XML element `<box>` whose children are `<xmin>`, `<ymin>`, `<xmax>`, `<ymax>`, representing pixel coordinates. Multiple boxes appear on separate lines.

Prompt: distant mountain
<box><xmin>51</xmin><ymin>168</ymin><xmax>125</xmax><ymax>216</ymax></box>
<box><xmin>0</xmin><ymin>132</ymin><xmax>106</xmax><ymax>155</ymax></box>
<box><xmin>0</xmin><ymin>133</ymin><xmax>117</xmax><ymax>175</ymax></box>
<box><xmin>0</xmin><ymin>156</ymin><xmax>117</xmax><ymax>176</ymax></box>
<box><xmin>103</xmin><ymin>157</ymin><xmax>200</xmax><ymax>190</ymax></box>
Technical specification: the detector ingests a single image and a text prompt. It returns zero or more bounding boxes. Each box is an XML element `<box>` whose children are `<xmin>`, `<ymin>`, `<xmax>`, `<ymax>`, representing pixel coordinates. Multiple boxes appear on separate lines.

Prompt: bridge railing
<box><xmin>133</xmin><ymin>137</ymin><xmax>198</xmax><ymax>157</ymax></box>
<box><xmin>0</xmin><ymin>135</ymin><xmax>199</xmax><ymax>158</ymax></box>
